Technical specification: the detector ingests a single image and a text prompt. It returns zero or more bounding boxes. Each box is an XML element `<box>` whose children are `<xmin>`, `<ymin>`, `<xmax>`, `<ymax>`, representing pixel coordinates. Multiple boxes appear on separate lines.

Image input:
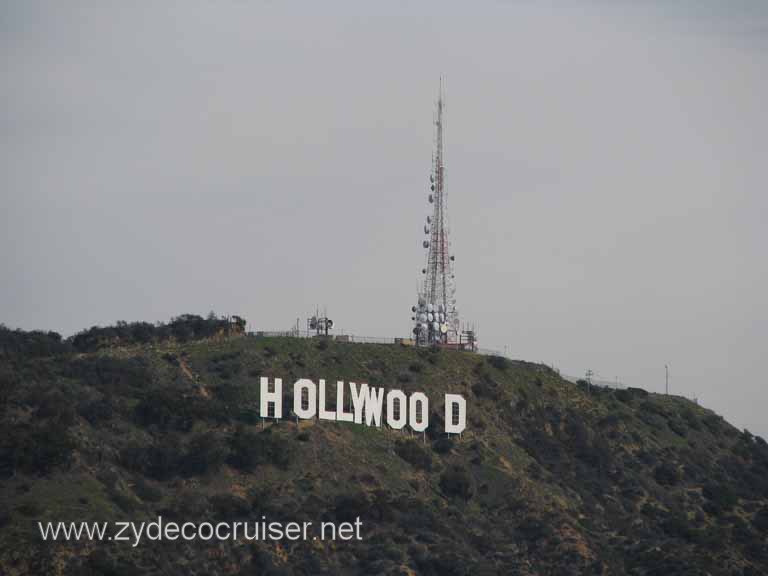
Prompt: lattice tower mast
<box><xmin>412</xmin><ymin>83</ymin><xmax>459</xmax><ymax>345</ymax></box>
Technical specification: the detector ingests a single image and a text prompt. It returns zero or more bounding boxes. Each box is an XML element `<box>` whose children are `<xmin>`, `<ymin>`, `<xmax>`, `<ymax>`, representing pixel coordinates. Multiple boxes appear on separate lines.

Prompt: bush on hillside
<box><xmin>440</xmin><ymin>465</ymin><xmax>473</xmax><ymax>500</ymax></box>
<box><xmin>0</xmin><ymin>326</ymin><xmax>71</xmax><ymax>357</ymax></box>
<box><xmin>395</xmin><ymin>440</ymin><xmax>432</xmax><ymax>471</ymax></box>
<box><xmin>702</xmin><ymin>481</ymin><xmax>738</xmax><ymax>515</ymax></box>
<box><xmin>471</xmin><ymin>378</ymin><xmax>500</xmax><ymax>400</ymax></box>
<box><xmin>133</xmin><ymin>388</ymin><xmax>199</xmax><ymax>432</ymax></box>
<box><xmin>182</xmin><ymin>432</ymin><xmax>228</xmax><ymax>476</ymax></box>
<box><xmin>209</xmin><ymin>493</ymin><xmax>251</xmax><ymax>521</ymax></box>
<box><xmin>0</xmin><ymin>422</ymin><xmax>74</xmax><ymax>476</ymax></box>
<box><xmin>78</xmin><ymin>397</ymin><xmax>113</xmax><ymax>426</ymax></box>
<box><xmin>654</xmin><ymin>462</ymin><xmax>681</xmax><ymax>486</ymax></box>
<box><xmin>70</xmin><ymin>313</ymin><xmax>246</xmax><ymax>352</ymax></box>
<box><xmin>63</xmin><ymin>356</ymin><xmax>151</xmax><ymax>395</ymax></box>
<box><xmin>332</xmin><ymin>492</ymin><xmax>371</xmax><ymax>523</ymax></box>
<box><xmin>121</xmin><ymin>437</ymin><xmax>182</xmax><ymax>481</ymax></box>
<box><xmin>228</xmin><ymin>427</ymin><xmax>293</xmax><ymax>471</ymax></box>
<box><xmin>487</xmin><ymin>355</ymin><xmax>509</xmax><ymax>371</ymax></box>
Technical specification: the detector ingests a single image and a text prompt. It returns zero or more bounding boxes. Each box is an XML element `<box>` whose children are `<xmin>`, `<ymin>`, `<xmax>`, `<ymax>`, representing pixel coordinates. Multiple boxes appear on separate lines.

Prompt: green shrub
<box><xmin>654</xmin><ymin>463</ymin><xmax>681</xmax><ymax>486</ymax></box>
<box><xmin>395</xmin><ymin>440</ymin><xmax>432</xmax><ymax>471</ymax></box>
<box><xmin>431</xmin><ymin>436</ymin><xmax>454</xmax><ymax>454</ymax></box>
<box><xmin>440</xmin><ymin>465</ymin><xmax>473</xmax><ymax>500</ymax></box>
<box><xmin>69</xmin><ymin>313</ymin><xmax>244</xmax><ymax>351</ymax></box>
<box><xmin>668</xmin><ymin>419</ymin><xmax>688</xmax><ymax>438</ymax></box>
<box><xmin>702</xmin><ymin>481</ymin><xmax>738</xmax><ymax>515</ymax></box>
<box><xmin>63</xmin><ymin>356</ymin><xmax>151</xmax><ymax>395</ymax></box>
<box><xmin>209</xmin><ymin>494</ymin><xmax>251</xmax><ymax>521</ymax></box>
<box><xmin>228</xmin><ymin>427</ymin><xmax>293</xmax><ymax>471</ymax></box>
<box><xmin>16</xmin><ymin>501</ymin><xmax>43</xmax><ymax>517</ymax></box>
<box><xmin>78</xmin><ymin>398</ymin><xmax>113</xmax><ymax>425</ymax></box>
<box><xmin>132</xmin><ymin>477</ymin><xmax>163</xmax><ymax>502</ymax></box>
<box><xmin>487</xmin><ymin>355</ymin><xmax>509</xmax><ymax>371</ymax></box>
<box><xmin>35</xmin><ymin>390</ymin><xmax>77</xmax><ymax>427</ymax></box>
<box><xmin>517</xmin><ymin>516</ymin><xmax>552</xmax><ymax>543</ymax></box>
<box><xmin>121</xmin><ymin>437</ymin><xmax>182</xmax><ymax>480</ymax></box>
<box><xmin>133</xmin><ymin>388</ymin><xmax>197</xmax><ymax>431</ymax></box>
<box><xmin>0</xmin><ymin>422</ymin><xmax>74</xmax><ymax>476</ymax></box>
<box><xmin>0</xmin><ymin>326</ymin><xmax>70</xmax><ymax>357</ymax></box>
<box><xmin>702</xmin><ymin>414</ymin><xmax>725</xmax><ymax>435</ymax></box>
<box><xmin>182</xmin><ymin>432</ymin><xmax>228</xmax><ymax>476</ymax></box>
<box><xmin>680</xmin><ymin>408</ymin><xmax>701</xmax><ymax>431</ymax></box>
<box><xmin>332</xmin><ymin>492</ymin><xmax>370</xmax><ymax>523</ymax></box>
<box><xmin>471</xmin><ymin>379</ymin><xmax>500</xmax><ymax>400</ymax></box>
<box><xmin>661</xmin><ymin>512</ymin><xmax>695</xmax><ymax>540</ymax></box>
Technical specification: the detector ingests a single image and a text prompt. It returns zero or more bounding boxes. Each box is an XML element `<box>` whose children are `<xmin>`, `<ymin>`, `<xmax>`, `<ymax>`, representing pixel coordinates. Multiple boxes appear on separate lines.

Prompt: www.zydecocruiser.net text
<box><xmin>38</xmin><ymin>516</ymin><xmax>364</xmax><ymax>547</ymax></box>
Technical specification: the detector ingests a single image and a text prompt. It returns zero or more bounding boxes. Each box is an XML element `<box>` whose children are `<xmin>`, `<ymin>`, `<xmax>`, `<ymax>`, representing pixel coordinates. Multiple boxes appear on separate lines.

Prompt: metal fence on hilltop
<box><xmin>247</xmin><ymin>330</ymin><xmax>631</xmax><ymax>390</ymax></box>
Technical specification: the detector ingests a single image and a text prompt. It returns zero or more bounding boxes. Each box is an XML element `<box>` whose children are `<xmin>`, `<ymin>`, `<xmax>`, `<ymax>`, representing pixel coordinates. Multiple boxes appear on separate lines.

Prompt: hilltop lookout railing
<box><xmin>247</xmin><ymin>330</ymin><xmax>631</xmax><ymax>390</ymax></box>
<box><xmin>248</xmin><ymin>330</ymin><xmax>481</xmax><ymax>351</ymax></box>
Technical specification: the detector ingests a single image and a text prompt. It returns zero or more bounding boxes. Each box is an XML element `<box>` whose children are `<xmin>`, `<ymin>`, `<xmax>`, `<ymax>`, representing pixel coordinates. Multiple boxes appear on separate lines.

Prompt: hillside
<box><xmin>1</xmin><ymin>320</ymin><xmax>767</xmax><ymax>575</ymax></box>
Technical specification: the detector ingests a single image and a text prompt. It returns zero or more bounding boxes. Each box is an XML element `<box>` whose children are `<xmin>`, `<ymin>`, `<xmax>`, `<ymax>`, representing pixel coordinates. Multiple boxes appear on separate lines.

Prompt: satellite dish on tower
<box><xmin>410</xmin><ymin>85</ymin><xmax>465</xmax><ymax>349</ymax></box>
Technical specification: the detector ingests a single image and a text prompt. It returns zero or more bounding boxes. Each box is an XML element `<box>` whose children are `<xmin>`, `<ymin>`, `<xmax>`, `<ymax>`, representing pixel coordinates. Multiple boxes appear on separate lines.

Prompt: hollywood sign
<box><xmin>259</xmin><ymin>377</ymin><xmax>467</xmax><ymax>434</ymax></box>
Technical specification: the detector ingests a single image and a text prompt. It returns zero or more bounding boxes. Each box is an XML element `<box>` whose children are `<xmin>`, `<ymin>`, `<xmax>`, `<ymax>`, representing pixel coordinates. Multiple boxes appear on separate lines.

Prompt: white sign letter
<box><xmin>336</xmin><ymin>381</ymin><xmax>354</xmax><ymax>422</ymax></box>
<box><xmin>349</xmin><ymin>382</ymin><xmax>369</xmax><ymax>424</ymax></box>
<box><xmin>363</xmin><ymin>386</ymin><xmax>385</xmax><ymax>427</ymax></box>
<box><xmin>293</xmin><ymin>379</ymin><xmax>316</xmax><ymax>419</ymax></box>
<box><xmin>409</xmin><ymin>392</ymin><xmax>429</xmax><ymax>432</ymax></box>
<box><xmin>444</xmin><ymin>394</ymin><xmax>466</xmax><ymax>434</ymax></box>
<box><xmin>318</xmin><ymin>379</ymin><xmax>336</xmax><ymax>421</ymax></box>
<box><xmin>260</xmin><ymin>377</ymin><xmax>282</xmax><ymax>419</ymax></box>
<box><xmin>386</xmin><ymin>390</ymin><xmax>407</xmax><ymax>430</ymax></box>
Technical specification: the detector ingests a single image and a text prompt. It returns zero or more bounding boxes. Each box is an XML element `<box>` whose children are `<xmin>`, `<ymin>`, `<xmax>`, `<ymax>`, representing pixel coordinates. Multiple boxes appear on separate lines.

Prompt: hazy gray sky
<box><xmin>2</xmin><ymin>1</ymin><xmax>767</xmax><ymax>436</ymax></box>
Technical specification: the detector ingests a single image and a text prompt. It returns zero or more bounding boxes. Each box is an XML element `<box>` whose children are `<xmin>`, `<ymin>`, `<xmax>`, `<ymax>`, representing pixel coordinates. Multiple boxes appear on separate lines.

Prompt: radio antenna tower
<box><xmin>411</xmin><ymin>80</ymin><xmax>460</xmax><ymax>346</ymax></box>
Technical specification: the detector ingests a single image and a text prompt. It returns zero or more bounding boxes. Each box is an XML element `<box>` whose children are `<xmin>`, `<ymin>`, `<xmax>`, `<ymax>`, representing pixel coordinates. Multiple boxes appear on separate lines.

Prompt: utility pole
<box><xmin>585</xmin><ymin>369</ymin><xmax>593</xmax><ymax>393</ymax></box>
<box><xmin>665</xmin><ymin>364</ymin><xmax>669</xmax><ymax>395</ymax></box>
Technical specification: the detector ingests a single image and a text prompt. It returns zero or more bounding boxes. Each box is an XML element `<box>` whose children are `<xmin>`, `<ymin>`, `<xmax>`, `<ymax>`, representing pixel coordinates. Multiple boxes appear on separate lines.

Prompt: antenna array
<box><xmin>411</xmin><ymin>83</ymin><xmax>461</xmax><ymax>346</ymax></box>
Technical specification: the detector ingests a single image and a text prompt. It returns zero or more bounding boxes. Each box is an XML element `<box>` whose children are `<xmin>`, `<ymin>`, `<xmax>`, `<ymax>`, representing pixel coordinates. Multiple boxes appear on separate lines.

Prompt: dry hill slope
<box><xmin>1</xmin><ymin>321</ymin><xmax>767</xmax><ymax>575</ymax></box>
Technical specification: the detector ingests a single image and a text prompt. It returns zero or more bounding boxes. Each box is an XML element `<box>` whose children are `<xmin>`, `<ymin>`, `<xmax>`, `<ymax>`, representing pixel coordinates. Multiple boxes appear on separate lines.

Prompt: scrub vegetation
<box><xmin>1</xmin><ymin>318</ymin><xmax>767</xmax><ymax>575</ymax></box>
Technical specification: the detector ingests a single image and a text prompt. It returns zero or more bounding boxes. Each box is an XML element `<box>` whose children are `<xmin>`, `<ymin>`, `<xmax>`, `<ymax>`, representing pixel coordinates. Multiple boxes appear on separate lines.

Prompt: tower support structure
<box><xmin>411</xmin><ymin>84</ymin><xmax>461</xmax><ymax>346</ymax></box>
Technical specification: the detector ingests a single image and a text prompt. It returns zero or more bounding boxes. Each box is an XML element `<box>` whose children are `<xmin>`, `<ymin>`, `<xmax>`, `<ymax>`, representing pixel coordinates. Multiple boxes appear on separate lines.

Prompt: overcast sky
<box><xmin>2</xmin><ymin>1</ymin><xmax>766</xmax><ymax>436</ymax></box>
